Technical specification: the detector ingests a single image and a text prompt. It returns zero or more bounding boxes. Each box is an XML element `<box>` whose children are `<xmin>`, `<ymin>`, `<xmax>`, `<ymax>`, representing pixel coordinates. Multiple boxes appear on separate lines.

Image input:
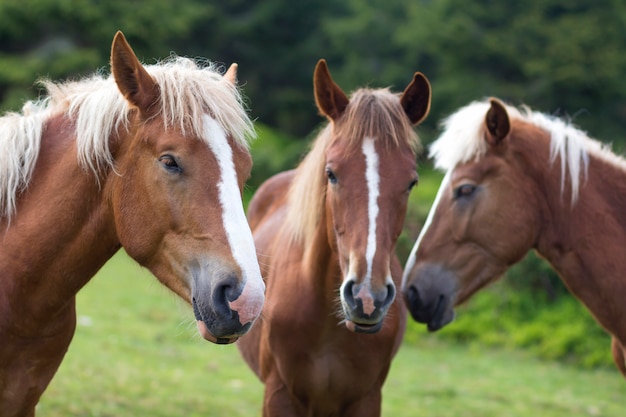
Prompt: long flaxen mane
<box><xmin>429</xmin><ymin>99</ymin><xmax>626</xmax><ymax>205</ymax></box>
<box><xmin>0</xmin><ymin>57</ymin><xmax>255</xmax><ymax>220</ymax></box>
<box><xmin>285</xmin><ymin>87</ymin><xmax>421</xmax><ymax>247</ymax></box>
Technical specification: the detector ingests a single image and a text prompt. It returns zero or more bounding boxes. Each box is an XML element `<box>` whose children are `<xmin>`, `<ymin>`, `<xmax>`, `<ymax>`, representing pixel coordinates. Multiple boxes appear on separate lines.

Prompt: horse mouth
<box><xmin>192</xmin><ymin>297</ymin><xmax>241</xmax><ymax>344</ymax></box>
<box><xmin>195</xmin><ymin>319</ymin><xmax>239</xmax><ymax>344</ymax></box>
<box><xmin>345</xmin><ymin>319</ymin><xmax>384</xmax><ymax>334</ymax></box>
<box><xmin>426</xmin><ymin>294</ymin><xmax>447</xmax><ymax>332</ymax></box>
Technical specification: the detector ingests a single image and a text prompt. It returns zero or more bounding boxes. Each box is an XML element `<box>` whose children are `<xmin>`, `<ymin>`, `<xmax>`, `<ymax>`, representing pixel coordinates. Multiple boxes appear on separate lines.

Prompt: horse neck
<box><xmin>296</xmin><ymin>202</ymin><xmax>342</xmax><ymax>305</ymax></box>
<box><xmin>0</xmin><ymin>114</ymin><xmax>120</xmax><ymax>329</ymax></box>
<box><xmin>535</xmin><ymin>151</ymin><xmax>626</xmax><ymax>337</ymax></box>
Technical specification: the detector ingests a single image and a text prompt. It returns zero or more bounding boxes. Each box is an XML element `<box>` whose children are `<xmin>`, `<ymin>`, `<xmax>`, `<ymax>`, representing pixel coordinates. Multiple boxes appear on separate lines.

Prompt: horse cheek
<box><xmin>112</xmin><ymin>171</ymin><xmax>161</xmax><ymax>264</ymax></box>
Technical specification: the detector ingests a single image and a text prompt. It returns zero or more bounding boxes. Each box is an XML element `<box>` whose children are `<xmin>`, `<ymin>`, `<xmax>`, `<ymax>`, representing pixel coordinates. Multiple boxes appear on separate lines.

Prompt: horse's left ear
<box><xmin>400</xmin><ymin>72</ymin><xmax>431</xmax><ymax>125</ymax></box>
<box><xmin>485</xmin><ymin>98</ymin><xmax>510</xmax><ymax>145</ymax></box>
<box><xmin>111</xmin><ymin>31</ymin><xmax>159</xmax><ymax>113</ymax></box>
<box><xmin>313</xmin><ymin>59</ymin><xmax>350</xmax><ymax>121</ymax></box>
<box><xmin>223</xmin><ymin>63</ymin><xmax>238</xmax><ymax>85</ymax></box>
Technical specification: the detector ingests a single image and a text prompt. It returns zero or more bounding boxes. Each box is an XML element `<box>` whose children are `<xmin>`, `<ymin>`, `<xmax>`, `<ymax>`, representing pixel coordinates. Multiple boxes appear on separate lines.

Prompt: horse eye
<box><xmin>408</xmin><ymin>178</ymin><xmax>418</xmax><ymax>192</ymax></box>
<box><xmin>159</xmin><ymin>155</ymin><xmax>182</xmax><ymax>174</ymax></box>
<box><xmin>454</xmin><ymin>183</ymin><xmax>476</xmax><ymax>199</ymax></box>
<box><xmin>326</xmin><ymin>168</ymin><xmax>337</xmax><ymax>185</ymax></box>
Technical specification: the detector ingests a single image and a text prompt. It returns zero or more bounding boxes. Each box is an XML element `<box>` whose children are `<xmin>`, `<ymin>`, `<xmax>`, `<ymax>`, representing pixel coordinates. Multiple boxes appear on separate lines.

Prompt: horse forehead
<box><xmin>139</xmin><ymin>117</ymin><xmax>247</xmax><ymax>158</ymax></box>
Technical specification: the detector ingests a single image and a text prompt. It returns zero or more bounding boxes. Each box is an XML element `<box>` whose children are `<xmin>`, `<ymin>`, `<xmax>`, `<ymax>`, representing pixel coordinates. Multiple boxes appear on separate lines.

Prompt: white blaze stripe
<box><xmin>202</xmin><ymin>115</ymin><xmax>264</xmax><ymax>294</ymax></box>
<box><xmin>401</xmin><ymin>170</ymin><xmax>452</xmax><ymax>288</ymax></box>
<box><xmin>362</xmin><ymin>137</ymin><xmax>380</xmax><ymax>284</ymax></box>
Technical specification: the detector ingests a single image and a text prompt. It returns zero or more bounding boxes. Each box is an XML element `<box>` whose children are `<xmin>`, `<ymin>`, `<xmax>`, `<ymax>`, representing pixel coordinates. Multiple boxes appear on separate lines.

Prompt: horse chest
<box><xmin>267</xmin><ymin>312</ymin><xmax>385</xmax><ymax>405</ymax></box>
<box><xmin>282</xmin><ymin>347</ymin><xmax>378</xmax><ymax>410</ymax></box>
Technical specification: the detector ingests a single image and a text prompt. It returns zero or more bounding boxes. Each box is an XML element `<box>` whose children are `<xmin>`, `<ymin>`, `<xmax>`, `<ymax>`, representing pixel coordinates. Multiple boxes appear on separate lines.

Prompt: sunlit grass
<box><xmin>38</xmin><ymin>251</ymin><xmax>624</xmax><ymax>416</ymax></box>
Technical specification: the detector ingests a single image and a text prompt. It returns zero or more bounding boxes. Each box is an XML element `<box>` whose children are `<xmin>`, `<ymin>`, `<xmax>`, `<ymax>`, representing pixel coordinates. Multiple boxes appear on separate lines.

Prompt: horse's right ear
<box><xmin>313</xmin><ymin>59</ymin><xmax>349</xmax><ymax>121</ymax></box>
<box><xmin>111</xmin><ymin>31</ymin><xmax>159</xmax><ymax>113</ymax></box>
<box><xmin>401</xmin><ymin>72</ymin><xmax>431</xmax><ymax>125</ymax></box>
<box><xmin>485</xmin><ymin>98</ymin><xmax>510</xmax><ymax>146</ymax></box>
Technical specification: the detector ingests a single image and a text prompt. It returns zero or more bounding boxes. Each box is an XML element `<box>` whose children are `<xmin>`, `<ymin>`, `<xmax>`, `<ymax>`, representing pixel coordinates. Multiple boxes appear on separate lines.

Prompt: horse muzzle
<box><xmin>341</xmin><ymin>279</ymin><xmax>396</xmax><ymax>334</ymax></box>
<box><xmin>192</xmin><ymin>272</ymin><xmax>264</xmax><ymax>344</ymax></box>
<box><xmin>402</xmin><ymin>263</ymin><xmax>457</xmax><ymax>331</ymax></box>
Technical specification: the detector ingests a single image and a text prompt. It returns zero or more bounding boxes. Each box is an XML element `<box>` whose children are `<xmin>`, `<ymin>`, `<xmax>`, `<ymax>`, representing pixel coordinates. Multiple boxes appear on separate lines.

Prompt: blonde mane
<box><xmin>285</xmin><ymin>88</ymin><xmax>421</xmax><ymax>246</ymax></box>
<box><xmin>0</xmin><ymin>57</ymin><xmax>255</xmax><ymax>219</ymax></box>
<box><xmin>429</xmin><ymin>99</ymin><xmax>625</xmax><ymax>204</ymax></box>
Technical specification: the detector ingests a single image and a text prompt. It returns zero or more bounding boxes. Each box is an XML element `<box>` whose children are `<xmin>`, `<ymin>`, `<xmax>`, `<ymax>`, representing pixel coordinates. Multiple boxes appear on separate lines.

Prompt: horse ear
<box><xmin>485</xmin><ymin>98</ymin><xmax>510</xmax><ymax>145</ymax></box>
<box><xmin>223</xmin><ymin>63</ymin><xmax>238</xmax><ymax>85</ymax></box>
<box><xmin>313</xmin><ymin>59</ymin><xmax>349</xmax><ymax>121</ymax></box>
<box><xmin>400</xmin><ymin>72</ymin><xmax>431</xmax><ymax>125</ymax></box>
<box><xmin>110</xmin><ymin>31</ymin><xmax>159</xmax><ymax>113</ymax></box>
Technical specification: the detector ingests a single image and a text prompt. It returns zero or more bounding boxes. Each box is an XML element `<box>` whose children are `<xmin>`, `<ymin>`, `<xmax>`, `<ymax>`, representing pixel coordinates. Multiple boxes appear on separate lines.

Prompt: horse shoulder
<box><xmin>247</xmin><ymin>170</ymin><xmax>296</xmax><ymax>231</ymax></box>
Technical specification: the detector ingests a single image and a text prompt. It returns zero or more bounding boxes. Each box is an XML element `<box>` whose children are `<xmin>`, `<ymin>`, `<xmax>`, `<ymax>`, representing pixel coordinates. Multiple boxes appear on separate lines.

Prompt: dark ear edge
<box><xmin>110</xmin><ymin>31</ymin><xmax>159</xmax><ymax>113</ymax></box>
<box><xmin>400</xmin><ymin>72</ymin><xmax>432</xmax><ymax>125</ymax></box>
<box><xmin>313</xmin><ymin>59</ymin><xmax>349</xmax><ymax>121</ymax></box>
<box><xmin>485</xmin><ymin>98</ymin><xmax>510</xmax><ymax>145</ymax></box>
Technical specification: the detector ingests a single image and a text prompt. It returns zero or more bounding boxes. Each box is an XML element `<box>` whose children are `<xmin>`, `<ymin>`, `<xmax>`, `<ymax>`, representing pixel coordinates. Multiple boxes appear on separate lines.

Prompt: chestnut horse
<box><xmin>0</xmin><ymin>32</ymin><xmax>265</xmax><ymax>416</ymax></box>
<box><xmin>237</xmin><ymin>60</ymin><xmax>431</xmax><ymax>416</ymax></box>
<box><xmin>402</xmin><ymin>98</ymin><xmax>626</xmax><ymax>377</ymax></box>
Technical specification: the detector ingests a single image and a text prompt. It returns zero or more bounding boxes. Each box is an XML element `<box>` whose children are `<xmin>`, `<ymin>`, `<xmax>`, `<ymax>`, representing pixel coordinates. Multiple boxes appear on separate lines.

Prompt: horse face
<box><xmin>402</xmin><ymin>102</ymin><xmax>542</xmax><ymax>331</ymax></box>
<box><xmin>313</xmin><ymin>59</ymin><xmax>430</xmax><ymax>334</ymax></box>
<box><xmin>108</xmin><ymin>32</ymin><xmax>264</xmax><ymax>344</ymax></box>
<box><xmin>325</xmin><ymin>137</ymin><xmax>417</xmax><ymax>333</ymax></box>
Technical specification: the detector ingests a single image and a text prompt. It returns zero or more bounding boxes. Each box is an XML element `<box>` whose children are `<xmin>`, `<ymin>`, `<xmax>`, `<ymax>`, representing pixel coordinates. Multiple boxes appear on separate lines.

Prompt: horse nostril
<box><xmin>383</xmin><ymin>283</ymin><xmax>396</xmax><ymax>307</ymax></box>
<box><xmin>342</xmin><ymin>280</ymin><xmax>357</xmax><ymax>309</ymax></box>
<box><xmin>406</xmin><ymin>285</ymin><xmax>421</xmax><ymax>307</ymax></box>
<box><xmin>213</xmin><ymin>275</ymin><xmax>241</xmax><ymax>313</ymax></box>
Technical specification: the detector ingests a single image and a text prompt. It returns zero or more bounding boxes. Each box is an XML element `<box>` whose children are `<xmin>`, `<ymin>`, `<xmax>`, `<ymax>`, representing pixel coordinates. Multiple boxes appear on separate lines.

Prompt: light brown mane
<box><xmin>285</xmin><ymin>88</ymin><xmax>421</xmax><ymax>247</ymax></box>
<box><xmin>0</xmin><ymin>57</ymin><xmax>254</xmax><ymax>219</ymax></box>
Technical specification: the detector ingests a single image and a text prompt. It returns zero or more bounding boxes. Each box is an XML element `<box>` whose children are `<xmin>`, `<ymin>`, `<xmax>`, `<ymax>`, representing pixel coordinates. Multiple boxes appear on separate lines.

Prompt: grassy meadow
<box><xmin>37</xmin><ymin>251</ymin><xmax>624</xmax><ymax>416</ymax></box>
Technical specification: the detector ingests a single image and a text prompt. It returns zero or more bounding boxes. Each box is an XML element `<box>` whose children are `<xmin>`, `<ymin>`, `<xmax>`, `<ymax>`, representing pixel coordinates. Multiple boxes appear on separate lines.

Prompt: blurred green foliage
<box><xmin>2</xmin><ymin>0</ymin><xmax>625</xmax><ymax>143</ymax></box>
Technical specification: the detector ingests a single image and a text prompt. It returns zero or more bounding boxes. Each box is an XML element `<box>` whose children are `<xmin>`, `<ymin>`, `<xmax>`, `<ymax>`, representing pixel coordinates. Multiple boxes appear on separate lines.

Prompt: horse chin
<box><xmin>345</xmin><ymin>320</ymin><xmax>384</xmax><ymax>334</ymax></box>
<box><xmin>425</xmin><ymin>296</ymin><xmax>456</xmax><ymax>332</ymax></box>
<box><xmin>196</xmin><ymin>320</ymin><xmax>239</xmax><ymax>344</ymax></box>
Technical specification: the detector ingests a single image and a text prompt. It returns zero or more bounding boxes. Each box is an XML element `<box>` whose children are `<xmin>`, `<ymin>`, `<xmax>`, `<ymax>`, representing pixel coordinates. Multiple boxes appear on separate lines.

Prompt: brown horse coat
<box><xmin>403</xmin><ymin>98</ymin><xmax>626</xmax><ymax>377</ymax></box>
<box><xmin>0</xmin><ymin>32</ymin><xmax>264</xmax><ymax>416</ymax></box>
<box><xmin>238</xmin><ymin>60</ymin><xmax>431</xmax><ymax>416</ymax></box>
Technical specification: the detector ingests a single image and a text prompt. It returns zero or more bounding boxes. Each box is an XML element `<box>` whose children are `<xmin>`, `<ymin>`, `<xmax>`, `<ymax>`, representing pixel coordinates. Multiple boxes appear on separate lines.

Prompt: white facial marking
<box><xmin>362</xmin><ymin>137</ymin><xmax>380</xmax><ymax>285</ymax></box>
<box><xmin>203</xmin><ymin>115</ymin><xmax>265</xmax><ymax>297</ymax></box>
<box><xmin>402</xmin><ymin>170</ymin><xmax>452</xmax><ymax>288</ymax></box>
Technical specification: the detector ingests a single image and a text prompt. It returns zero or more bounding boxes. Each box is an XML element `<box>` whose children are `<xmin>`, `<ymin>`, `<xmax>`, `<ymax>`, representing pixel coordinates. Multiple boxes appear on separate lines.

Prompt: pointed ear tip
<box><xmin>111</xmin><ymin>31</ymin><xmax>131</xmax><ymax>55</ymax></box>
<box><xmin>225</xmin><ymin>62</ymin><xmax>238</xmax><ymax>73</ymax></box>
<box><xmin>315</xmin><ymin>59</ymin><xmax>329</xmax><ymax>72</ymax></box>
<box><xmin>489</xmin><ymin>97</ymin><xmax>502</xmax><ymax>107</ymax></box>
<box><xmin>113</xmin><ymin>31</ymin><xmax>125</xmax><ymax>43</ymax></box>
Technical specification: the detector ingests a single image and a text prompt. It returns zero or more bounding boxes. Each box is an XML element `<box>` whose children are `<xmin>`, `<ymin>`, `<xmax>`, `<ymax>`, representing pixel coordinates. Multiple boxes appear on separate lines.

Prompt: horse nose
<box><xmin>193</xmin><ymin>272</ymin><xmax>264</xmax><ymax>343</ymax></box>
<box><xmin>404</xmin><ymin>284</ymin><xmax>430</xmax><ymax>323</ymax></box>
<box><xmin>403</xmin><ymin>283</ymin><xmax>451</xmax><ymax>331</ymax></box>
<box><xmin>402</xmin><ymin>263</ymin><xmax>458</xmax><ymax>331</ymax></box>
<box><xmin>341</xmin><ymin>279</ymin><xmax>396</xmax><ymax>320</ymax></box>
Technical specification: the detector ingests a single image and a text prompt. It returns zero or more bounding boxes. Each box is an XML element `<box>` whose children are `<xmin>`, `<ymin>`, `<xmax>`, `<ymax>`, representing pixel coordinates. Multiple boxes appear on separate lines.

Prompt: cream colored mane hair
<box><xmin>429</xmin><ymin>99</ymin><xmax>626</xmax><ymax>205</ymax></box>
<box><xmin>0</xmin><ymin>57</ymin><xmax>255</xmax><ymax>219</ymax></box>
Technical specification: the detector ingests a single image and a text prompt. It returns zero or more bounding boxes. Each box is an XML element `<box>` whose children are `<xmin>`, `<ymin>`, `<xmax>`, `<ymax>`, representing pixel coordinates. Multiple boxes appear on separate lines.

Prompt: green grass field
<box><xmin>37</xmin><ymin>252</ymin><xmax>624</xmax><ymax>416</ymax></box>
